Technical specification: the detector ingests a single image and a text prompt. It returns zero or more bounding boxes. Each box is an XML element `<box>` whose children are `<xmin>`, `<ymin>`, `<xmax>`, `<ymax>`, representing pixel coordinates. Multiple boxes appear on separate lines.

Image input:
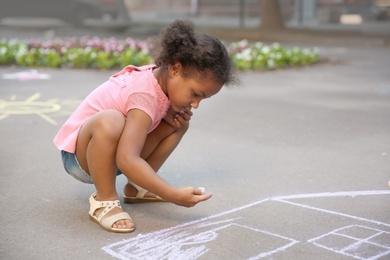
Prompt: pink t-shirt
<box><xmin>53</xmin><ymin>65</ymin><xmax>170</xmax><ymax>153</ymax></box>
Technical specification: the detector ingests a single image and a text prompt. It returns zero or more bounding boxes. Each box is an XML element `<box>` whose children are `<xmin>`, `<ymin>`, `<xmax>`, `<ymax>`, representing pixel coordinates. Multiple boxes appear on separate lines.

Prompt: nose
<box><xmin>191</xmin><ymin>101</ymin><xmax>199</xmax><ymax>109</ymax></box>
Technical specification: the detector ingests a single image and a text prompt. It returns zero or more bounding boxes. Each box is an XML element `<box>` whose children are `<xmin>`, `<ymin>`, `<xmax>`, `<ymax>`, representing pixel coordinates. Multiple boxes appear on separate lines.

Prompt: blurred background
<box><xmin>125</xmin><ymin>0</ymin><xmax>390</xmax><ymax>29</ymax></box>
<box><xmin>1</xmin><ymin>2</ymin><xmax>389</xmax><ymax>260</ymax></box>
<box><xmin>0</xmin><ymin>0</ymin><xmax>389</xmax><ymax>40</ymax></box>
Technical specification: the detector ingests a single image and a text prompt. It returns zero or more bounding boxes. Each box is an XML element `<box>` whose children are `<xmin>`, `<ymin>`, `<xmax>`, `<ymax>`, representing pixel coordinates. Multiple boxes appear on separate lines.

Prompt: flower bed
<box><xmin>0</xmin><ymin>37</ymin><xmax>319</xmax><ymax>70</ymax></box>
<box><xmin>229</xmin><ymin>40</ymin><xmax>319</xmax><ymax>70</ymax></box>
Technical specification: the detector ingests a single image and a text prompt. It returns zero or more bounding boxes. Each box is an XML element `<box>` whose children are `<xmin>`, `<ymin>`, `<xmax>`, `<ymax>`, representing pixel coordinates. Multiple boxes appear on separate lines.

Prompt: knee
<box><xmin>93</xmin><ymin>110</ymin><xmax>125</xmax><ymax>140</ymax></box>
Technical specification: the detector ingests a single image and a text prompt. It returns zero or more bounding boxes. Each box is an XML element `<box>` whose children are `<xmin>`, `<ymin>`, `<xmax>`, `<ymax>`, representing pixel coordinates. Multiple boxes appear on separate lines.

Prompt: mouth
<box><xmin>177</xmin><ymin>107</ymin><xmax>191</xmax><ymax>113</ymax></box>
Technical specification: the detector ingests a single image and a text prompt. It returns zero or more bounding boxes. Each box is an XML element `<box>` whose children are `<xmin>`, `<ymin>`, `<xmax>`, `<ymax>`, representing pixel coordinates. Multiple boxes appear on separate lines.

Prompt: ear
<box><xmin>169</xmin><ymin>62</ymin><xmax>182</xmax><ymax>77</ymax></box>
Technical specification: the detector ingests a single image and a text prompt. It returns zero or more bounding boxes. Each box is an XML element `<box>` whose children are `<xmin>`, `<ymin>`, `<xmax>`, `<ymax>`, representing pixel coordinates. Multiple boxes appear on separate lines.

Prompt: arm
<box><xmin>116</xmin><ymin>109</ymin><xmax>211</xmax><ymax>207</ymax></box>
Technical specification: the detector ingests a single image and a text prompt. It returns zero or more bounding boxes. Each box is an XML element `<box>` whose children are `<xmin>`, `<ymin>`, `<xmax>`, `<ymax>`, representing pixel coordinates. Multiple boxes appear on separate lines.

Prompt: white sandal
<box><xmin>88</xmin><ymin>192</ymin><xmax>135</xmax><ymax>233</ymax></box>
<box><xmin>123</xmin><ymin>181</ymin><xmax>166</xmax><ymax>204</ymax></box>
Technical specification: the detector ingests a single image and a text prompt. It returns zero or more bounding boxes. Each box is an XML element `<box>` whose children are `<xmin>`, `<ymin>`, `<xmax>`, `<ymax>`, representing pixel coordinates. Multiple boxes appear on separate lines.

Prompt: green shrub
<box><xmin>0</xmin><ymin>37</ymin><xmax>319</xmax><ymax>71</ymax></box>
<box><xmin>229</xmin><ymin>40</ymin><xmax>319</xmax><ymax>71</ymax></box>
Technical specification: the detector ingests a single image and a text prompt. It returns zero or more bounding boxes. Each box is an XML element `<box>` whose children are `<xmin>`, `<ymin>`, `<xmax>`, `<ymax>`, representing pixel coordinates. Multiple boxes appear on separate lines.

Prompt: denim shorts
<box><xmin>61</xmin><ymin>151</ymin><xmax>123</xmax><ymax>184</ymax></box>
<box><xmin>61</xmin><ymin>150</ymin><xmax>94</xmax><ymax>184</ymax></box>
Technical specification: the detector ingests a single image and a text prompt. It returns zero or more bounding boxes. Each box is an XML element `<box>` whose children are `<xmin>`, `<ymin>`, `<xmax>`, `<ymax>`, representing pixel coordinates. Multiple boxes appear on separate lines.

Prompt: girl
<box><xmin>54</xmin><ymin>20</ymin><xmax>236</xmax><ymax>233</ymax></box>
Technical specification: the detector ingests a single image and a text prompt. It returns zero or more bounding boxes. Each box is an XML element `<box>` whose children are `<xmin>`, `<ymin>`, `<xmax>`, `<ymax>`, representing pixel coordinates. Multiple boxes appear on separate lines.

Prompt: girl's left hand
<box><xmin>163</xmin><ymin>107</ymin><xmax>193</xmax><ymax>129</ymax></box>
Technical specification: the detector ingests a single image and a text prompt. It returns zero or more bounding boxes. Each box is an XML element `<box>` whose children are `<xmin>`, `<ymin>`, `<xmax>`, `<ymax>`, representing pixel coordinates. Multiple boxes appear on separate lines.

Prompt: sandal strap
<box><xmin>128</xmin><ymin>180</ymin><xmax>163</xmax><ymax>200</ymax></box>
<box><xmin>128</xmin><ymin>181</ymin><xmax>148</xmax><ymax>198</ymax></box>
<box><xmin>89</xmin><ymin>192</ymin><xmax>122</xmax><ymax>221</ymax></box>
<box><xmin>100</xmin><ymin>212</ymin><xmax>133</xmax><ymax>230</ymax></box>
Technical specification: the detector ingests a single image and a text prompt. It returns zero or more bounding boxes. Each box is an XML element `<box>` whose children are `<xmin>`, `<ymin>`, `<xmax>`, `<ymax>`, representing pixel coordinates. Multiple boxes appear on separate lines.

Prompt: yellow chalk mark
<box><xmin>0</xmin><ymin>114</ymin><xmax>9</xmax><ymax>120</ymax></box>
<box><xmin>37</xmin><ymin>112</ymin><xmax>58</xmax><ymax>125</ymax></box>
<box><xmin>26</xmin><ymin>93</ymin><xmax>41</xmax><ymax>102</ymax></box>
<box><xmin>0</xmin><ymin>93</ymin><xmax>62</xmax><ymax>125</ymax></box>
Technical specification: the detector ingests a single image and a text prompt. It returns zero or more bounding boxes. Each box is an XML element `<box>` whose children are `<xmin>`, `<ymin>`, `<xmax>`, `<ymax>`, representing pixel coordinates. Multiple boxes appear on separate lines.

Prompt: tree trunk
<box><xmin>259</xmin><ymin>0</ymin><xmax>285</xmax><ymax>31</ymax></box>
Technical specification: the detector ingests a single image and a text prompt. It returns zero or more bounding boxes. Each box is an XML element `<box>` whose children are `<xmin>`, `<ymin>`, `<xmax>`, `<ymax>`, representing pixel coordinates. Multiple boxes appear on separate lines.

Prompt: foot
<box><xmin>93</xmin><ymin>194</ymin><xmax>134</xmax><ymax>230</ymax></box>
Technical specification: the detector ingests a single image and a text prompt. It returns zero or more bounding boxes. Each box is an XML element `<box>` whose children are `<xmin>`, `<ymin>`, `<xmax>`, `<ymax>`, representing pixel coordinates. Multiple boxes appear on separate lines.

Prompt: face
<box><xmin>165</xmin><ymin>63</ymin><xmax>223</xmax><ymax>113</ymax></box>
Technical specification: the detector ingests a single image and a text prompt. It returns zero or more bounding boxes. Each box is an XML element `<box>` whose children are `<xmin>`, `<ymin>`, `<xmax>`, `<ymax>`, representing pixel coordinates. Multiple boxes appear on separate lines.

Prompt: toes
<box><xmin>113</xmin><ymin>219</ymin><xmax>133</xmax><ymax>229</ymax></box>
<box><xmin>125</xmin><ymin>219</ymin><xmax>134</xmax><ymax>229</ymax></box>
<box><xmin>114</xmin><ymin>220</ymin><xmax>124</xmax><ymax>229</ymax></box>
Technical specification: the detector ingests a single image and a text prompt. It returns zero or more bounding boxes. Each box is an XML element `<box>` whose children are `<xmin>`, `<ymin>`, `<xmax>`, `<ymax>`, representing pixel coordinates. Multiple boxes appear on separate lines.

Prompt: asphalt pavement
<box><xmin>0</xmin><ymin>21</ymin><xmax>390</xmax><ymax>260</ymax></box>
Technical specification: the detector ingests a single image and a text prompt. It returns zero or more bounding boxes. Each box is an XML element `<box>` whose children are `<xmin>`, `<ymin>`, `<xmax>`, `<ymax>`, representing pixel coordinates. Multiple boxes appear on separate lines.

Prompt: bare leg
<box><xmin>76</xmin><ymin>110</ymin><xmax>133</xmax><ymax>230</ymax></box>
<box><xmin>124</xmin><ymin>119</ymin><xmax>189</xmax><ymax>197</ymax></box>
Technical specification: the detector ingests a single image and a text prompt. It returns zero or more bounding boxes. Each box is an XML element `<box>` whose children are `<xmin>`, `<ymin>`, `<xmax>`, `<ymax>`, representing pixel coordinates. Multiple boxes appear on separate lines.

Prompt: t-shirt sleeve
<box><xmin>126</xmin><ymin>92</ymin><xmax>157</xmax><ymax>121</ymax></box>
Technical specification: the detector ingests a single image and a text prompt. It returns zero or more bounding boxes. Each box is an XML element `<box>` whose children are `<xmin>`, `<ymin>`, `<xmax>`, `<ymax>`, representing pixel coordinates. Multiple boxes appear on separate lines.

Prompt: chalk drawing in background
<box><xmin>308</xmin><ymin>225</ymin><xmax>390</xmax><ymax>260</ymax></box>
<box><xmin>102</xmin><ymin>190</ymin><xmax>390</xmax><ymax>260</ymax></box>
<box><xmin>104</xmin><ymin>217</ymin><xmax>298</xmax><ymax>260</ymax></box>
<box><xmin>2</xmin><ymin>70</ymin><xmax>50</xmax><ymax>81</ymax></box>
<box><xmin>0</xmin><ymin>93</ymin><xmax>81</xmax><ymax>125</ymax></box>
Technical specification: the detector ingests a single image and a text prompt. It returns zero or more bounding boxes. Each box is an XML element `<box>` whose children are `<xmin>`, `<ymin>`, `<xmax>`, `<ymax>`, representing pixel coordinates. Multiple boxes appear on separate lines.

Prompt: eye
<box><xmin>192</xmin><ymin>92</ymin><xmax>200</xmax><ymax>97</ymax></box>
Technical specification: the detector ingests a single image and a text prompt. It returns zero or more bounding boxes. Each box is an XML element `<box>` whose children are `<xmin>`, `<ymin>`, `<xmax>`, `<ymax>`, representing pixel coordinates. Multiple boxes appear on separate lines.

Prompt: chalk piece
<box><xmin>199</xmin><ymin>187</ymin><xmax>205</xmax><ymax>194</ymax></box>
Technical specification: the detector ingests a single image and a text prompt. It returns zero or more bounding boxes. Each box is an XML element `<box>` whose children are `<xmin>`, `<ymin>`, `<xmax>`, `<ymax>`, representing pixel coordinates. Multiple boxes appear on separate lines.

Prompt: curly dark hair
<box><xmin>153</xmin><ymin>20</ymin><xmax>237</xmax><ymax>86</ymax></box>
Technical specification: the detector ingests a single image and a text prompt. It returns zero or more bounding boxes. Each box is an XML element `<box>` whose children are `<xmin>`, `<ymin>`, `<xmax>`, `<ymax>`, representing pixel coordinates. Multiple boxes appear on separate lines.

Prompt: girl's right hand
<box><xmin>163</xmin><ymin>107</ymin><xmax>193</xmax><ymax>130</ymax></box>
<box><xmin>172</xmin><ymin>187</ymin><xmax>212</xmax><ymax>207</ymax></box>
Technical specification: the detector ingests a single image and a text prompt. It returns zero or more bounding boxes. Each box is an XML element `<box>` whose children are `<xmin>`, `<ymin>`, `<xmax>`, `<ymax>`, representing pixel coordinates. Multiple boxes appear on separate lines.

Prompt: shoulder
<box><xmin>111</xmin><ymin>64</ymin><xmax>156</xmax><ymax>78</ymax></box>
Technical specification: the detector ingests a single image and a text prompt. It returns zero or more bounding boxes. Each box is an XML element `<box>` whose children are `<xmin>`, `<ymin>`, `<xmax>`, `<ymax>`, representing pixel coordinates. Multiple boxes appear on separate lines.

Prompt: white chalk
<box><xmin>199</xmin><ymin>187</ymin><xmax>205</xmax><ymax>194</ymax></box>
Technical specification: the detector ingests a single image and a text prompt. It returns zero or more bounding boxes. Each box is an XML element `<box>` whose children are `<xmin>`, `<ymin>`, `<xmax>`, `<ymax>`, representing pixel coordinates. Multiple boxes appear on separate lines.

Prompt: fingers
<box><xmin>173</xmin><ymin>112</ymin><xmax>190</xmax><ymax>127</ymax></box>
<box><xmin>196</xmin><ymin>193</ymin><xmax>213</xmax><ymax>203</ymax></box>
<box><xmin>192</xmin><ymin>187</ymin><xmax>212</xmax><ymax>203</ymax></box>
<box><xmin>183</xmin><ymin>109</ymin><xmax>193</xmax><ymax>117</ymax></box>
<box><xmin>174</xmin><ymin>187</ymin><xmax>213</xmax><ymax>207</ymax></box>
<box><xmin>169</xmin><ymin>108</ymin><xmax>193</xmax><ymax>129</ymax></box>
<box><xmin>177</xmin><ymin>110</ymin><xmax>192</xmax><ymax>121</ymax></box>
<box><xmin>194</xmin><ymin>187</ymin><xmax>205</xmax><ymax>195</ymax></box>
<box><xmin>173</xmin><ymin>115</ymin><xmax>185</xmax><ymax>128</ymax></box>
